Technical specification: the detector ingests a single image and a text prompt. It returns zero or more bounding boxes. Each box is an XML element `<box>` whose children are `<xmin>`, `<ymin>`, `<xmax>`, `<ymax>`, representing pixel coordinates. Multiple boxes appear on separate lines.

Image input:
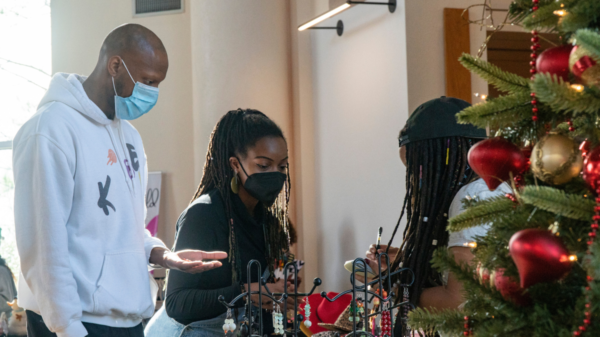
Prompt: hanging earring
<box><xmin>223</xmin><ymin>308</ymin><xmax>236</xmax><ymax>335</ymax></box>
<box><xmin>273</xmin><ymin>303</ymin><xmax>284</xmax><ymax>334</ymax></box>
<box><xmin>303</xmin><ymin>297</ymin><xmax>312</xmax><ymax>328</ymax></box>
<box><xmin>380</xmin><ymin>303</ymin><xmax>392</xmax><ymax>337</ymax></box>
<box><xmin>272</xmin><ymin>302</ymin><xmax>279</xmax><ymax>335</ymax></box>
<box><xmin>231</xmin><ymin>173</ymin><xmax>239</xmax><ymax>194</ymax></box>
<box><xmin>357</xmin><ymin>300</ymin><xmax>365</xmax><ymax>331</ymax></box>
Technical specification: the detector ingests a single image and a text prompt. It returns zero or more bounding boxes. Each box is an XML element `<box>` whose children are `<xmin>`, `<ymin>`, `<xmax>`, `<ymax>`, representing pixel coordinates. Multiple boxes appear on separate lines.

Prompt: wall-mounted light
<box><xmin>298</xmin><ymin>3</ymin><xmax>351</xmax><ymax>32</ymax></box>
<box><xmin>300</xmin><ymin>20</ymin><xmax>345</xmax><ymax>36</ymax></box>
<box><xmin>298</xmin><ymin>0</ymin><xmax>396</xmax><ymax>36</ymax></box>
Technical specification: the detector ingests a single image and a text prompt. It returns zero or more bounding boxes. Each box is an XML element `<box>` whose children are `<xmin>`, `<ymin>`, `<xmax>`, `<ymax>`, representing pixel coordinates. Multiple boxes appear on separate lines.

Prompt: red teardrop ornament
<box><xmin>509</xmin><ymin>229</ymin><xmax>572</xmax><ymax>288</ymax></box>
<box><xmin>468</xmin><ymin>138</ymin><xmax>527</xmax><ymax>191</ymax></box>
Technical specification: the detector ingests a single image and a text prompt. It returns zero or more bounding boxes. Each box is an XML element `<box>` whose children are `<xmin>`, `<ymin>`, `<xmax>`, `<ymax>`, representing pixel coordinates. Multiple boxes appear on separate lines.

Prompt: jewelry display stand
<box><xmin>218</xmin><ymin>254</ymin><xmax>414</xmax><ymax>337</ymax></box>
<box><xmin>321</xmin><ymin>253</ymin><xmax>415</xmax><ymax>337</ymax></box>
<box><xmin>218</xmin><ymin>260</ymin><xmax>321</xmax><ymax>337</ymax></box>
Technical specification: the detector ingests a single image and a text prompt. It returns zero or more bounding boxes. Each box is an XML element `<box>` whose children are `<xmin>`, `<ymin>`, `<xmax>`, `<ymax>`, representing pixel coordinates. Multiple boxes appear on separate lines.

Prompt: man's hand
<box><xmin>150</xmin><ymin>247</ymin><xmax>227</xmax><ymax>274</ymax></box>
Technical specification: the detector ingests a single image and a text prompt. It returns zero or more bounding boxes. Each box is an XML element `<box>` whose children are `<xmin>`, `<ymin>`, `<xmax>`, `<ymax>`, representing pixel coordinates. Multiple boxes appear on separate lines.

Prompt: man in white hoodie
<box><xmin>12</xmin><ymin>24</ymin><xmax>227</xmax><ymax>337</ymax></box>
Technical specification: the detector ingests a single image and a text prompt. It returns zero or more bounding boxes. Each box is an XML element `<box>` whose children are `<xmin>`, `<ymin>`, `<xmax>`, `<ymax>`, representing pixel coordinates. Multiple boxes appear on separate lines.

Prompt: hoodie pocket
<box><xmin>93</xmin><ymin>251</ymin><xmax>154</xmax><ymax>319</ymax></box>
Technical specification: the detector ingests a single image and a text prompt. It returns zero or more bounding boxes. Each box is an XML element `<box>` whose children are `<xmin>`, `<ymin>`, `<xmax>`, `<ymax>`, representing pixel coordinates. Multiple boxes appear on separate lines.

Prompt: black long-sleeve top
<box><xmin>165</xmin><ymin>189</ymin><xmax>269</xmax><ymax>325</ymax></box>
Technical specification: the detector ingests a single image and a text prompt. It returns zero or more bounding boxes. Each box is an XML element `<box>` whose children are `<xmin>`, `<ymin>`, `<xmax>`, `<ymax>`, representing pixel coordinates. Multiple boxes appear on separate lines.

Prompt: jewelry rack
<box><xmin>320</xmin><ymin>253</ymin><xmax>415</xmax><ymax>337</ymax></box>
<box><xmin>218</xmin><ymin>260</ymin><xmax>321</xmax><ymax>337</ymax></box>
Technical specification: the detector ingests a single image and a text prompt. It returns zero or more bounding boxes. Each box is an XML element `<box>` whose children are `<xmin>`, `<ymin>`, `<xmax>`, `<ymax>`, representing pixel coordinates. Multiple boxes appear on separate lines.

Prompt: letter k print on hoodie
<box><xmin>12</xmin><ymin>72</ymin><xmax>166</xmax><ymax>337</ymax></box>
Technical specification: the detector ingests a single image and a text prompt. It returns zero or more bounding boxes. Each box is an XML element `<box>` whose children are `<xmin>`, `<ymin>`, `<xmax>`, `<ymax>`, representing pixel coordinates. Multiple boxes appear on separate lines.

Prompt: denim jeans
<box><xmin>144</xmin><ymin>306</ymin><xmax>247</xmax><ymax>337</ymax></box>
<box><xmin>26</xmin><ymin>310</ymin><xmax>144</xmax><ymax>337</ymax></box>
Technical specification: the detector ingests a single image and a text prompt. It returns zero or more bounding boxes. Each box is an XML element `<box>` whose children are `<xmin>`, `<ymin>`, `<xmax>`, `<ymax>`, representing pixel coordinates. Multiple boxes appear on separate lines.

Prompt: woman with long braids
<box><xmin>145</xmin><ymin>109</ymin><xmax>295</xmax><ymax>337</ymax></box>
<box><xmin>362</xmin><ymin>97</ymin><xmax>511</xmax><ymax>336</ymax></box>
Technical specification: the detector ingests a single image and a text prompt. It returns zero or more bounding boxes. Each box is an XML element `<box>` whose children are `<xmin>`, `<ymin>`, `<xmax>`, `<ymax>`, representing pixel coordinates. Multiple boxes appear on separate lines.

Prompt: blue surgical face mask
<box><xmin>112</xmin><ymin>58</ymin><xmax>159</xmax><ymax>120</ymax></box>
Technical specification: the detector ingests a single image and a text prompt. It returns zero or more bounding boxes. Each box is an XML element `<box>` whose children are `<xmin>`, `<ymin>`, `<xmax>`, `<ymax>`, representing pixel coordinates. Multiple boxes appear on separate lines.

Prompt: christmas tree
<box><xmin>408</xmin><ymin>0</ymin><xmax>600</xmax><ymax>336</ymax></box>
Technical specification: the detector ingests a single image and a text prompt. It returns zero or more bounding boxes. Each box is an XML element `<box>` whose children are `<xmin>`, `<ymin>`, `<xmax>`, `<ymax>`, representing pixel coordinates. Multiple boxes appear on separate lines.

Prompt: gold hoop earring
<box><xmin>231</xmin><ymin>173</ymin><xmax>239</xmax><ymax>194</ymax></box>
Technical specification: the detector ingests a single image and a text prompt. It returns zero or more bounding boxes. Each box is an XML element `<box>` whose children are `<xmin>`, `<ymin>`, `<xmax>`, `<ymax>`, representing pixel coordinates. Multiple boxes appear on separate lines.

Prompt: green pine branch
<box><xmin>430</xmin><ymin>249</ymin><xmax>512</xmax><ymax>307</ymax></box>
<box><xmin>448</xmin><ymin>196</ymin><xmax>515</xmax><ymax>232</ymax></box>
<box><xmin>510</xmin><ymin>0</ymin><xmax>562</xmax><ymax>25</ymax></box>
<box><xmin>555</xmin><ymin>115</ymin><xmax>600</xmax><ymax>143</ymax></box>
<box><xmin>408</xmin><ymin>308</ymin><xmax>463</xmax><ymax>336</ymax></box>
<box><xmin>474</xmin><ymin>206</ymin><xmax>556</xmax><ymax>271</ymax></box>
<box><xmin>560</xmin><ymin>1</ymin><xmax>600</xmax><ymax>34</ymax></box>
<box><xmin>532</xmin><ymin>73</ymin><xmax>600</xmax><ymax>115</ymax></box>
<box><xmin>522</xmin><ymin>1</ymin><xmax>562</xmax><ymax>31</ymax></box>
<box><xmin>460</xmin><ymin>54</ymin><xmax>530</xmax><ymax>94</ymax></box>
<box><xmin>520</xmin><ymin>186</ymin><xmax>595</xmax><ymax>221</ymax></box>
<box><xmin>456</xmin><ymin>92</ymin><xmax>532</xmax><ymax>129</ymax></box>
<box><xmin>410</xmin><ymin>249</ymin><xmax>523</xmax><ymax>335</ymax></box>
<box><xmin>575</xmin><ymin>29</ymin><xmax>600</xmax><ymax>60</ymax></box>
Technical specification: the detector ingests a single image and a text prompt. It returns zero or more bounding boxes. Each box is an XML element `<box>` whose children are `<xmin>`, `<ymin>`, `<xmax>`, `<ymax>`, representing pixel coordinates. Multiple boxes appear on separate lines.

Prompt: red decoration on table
<box><xmin>300</xmin><ymin>292</ymin><xmax>352</xmax><ymax>335</ymax></box>
<box><xmin>468</xmin><ymin>137</ymin><xmax>528</xmax><ymax>191</ymax></box>
<box><xmin>509</xmin><ymin>229</ymin><xmax>573</xmax><ymax>288</ymax></box>
<box><xmin>536</xmin><ymin>45</ymin><xmax>574</xmax><ymax>82</ymax></box>
<box><xmin>583</xmin><ymin>146</ymin><xmax>600</xmax><ymax>191</ymax></box>
<box><xmin>494</xmin><ymin>268</ymin><xmax>532</xmax><ymax>306</ymax></box>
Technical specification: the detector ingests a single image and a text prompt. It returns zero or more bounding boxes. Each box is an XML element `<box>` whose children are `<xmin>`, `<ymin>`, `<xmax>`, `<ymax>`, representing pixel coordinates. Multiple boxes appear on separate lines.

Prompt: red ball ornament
<box><xmin>468</xmin><ymin>138</ymin><xmax>527</xmax><ymax>191</ymax></box>
<box><xmin>583</xmin><ymin>146</ymin><xmax>600</xmax><ymax>192</ymax></box>
<box><xmin>509</xmin><ymin>229</ymin><xmax>573</xmax><ymax>288</ymax></box>
<box><xmin>536</xmin><ymin>45</ymin><xmax>574</xmax><ymax>82</ymax></box>
<box><xmin>494</xmin><ymin>268</ymin><xmax>532</xmax><ymax>306</ymax></box>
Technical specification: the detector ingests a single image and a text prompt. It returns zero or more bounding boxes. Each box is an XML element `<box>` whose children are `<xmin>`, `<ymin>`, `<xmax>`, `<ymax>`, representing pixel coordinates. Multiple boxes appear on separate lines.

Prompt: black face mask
<box><xmin>237</xmin><ymin>159</ymin><xmax>287</xmax><ymax>207</ymax></box>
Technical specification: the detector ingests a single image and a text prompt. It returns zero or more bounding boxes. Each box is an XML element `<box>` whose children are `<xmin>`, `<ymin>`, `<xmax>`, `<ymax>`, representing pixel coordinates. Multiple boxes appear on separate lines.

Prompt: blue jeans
<box><xmin>144</xmin><ymin>306</ymin><xmax>246</xmax><ymax>337</ymax></box>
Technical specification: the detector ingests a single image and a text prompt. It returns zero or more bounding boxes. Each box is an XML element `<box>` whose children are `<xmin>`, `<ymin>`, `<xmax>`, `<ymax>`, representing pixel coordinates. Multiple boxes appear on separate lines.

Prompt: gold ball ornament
<box><xmin>530</xmin><ymin>133</ymin><xmax>583</xmax><ymax>185</ymax></box>
<box><xmin>569</xmin><ymin>45</ymin><xmax>600</xmax><ymax>87</ymax></box>
<box><xmin>476</xmin><ymin>263</ymin><xmax>493</xmax><ymax>288</ymax></box>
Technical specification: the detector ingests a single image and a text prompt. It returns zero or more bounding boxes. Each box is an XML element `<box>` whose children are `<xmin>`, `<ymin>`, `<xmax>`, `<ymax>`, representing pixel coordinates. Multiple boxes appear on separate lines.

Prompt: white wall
<box><xmin>189</xmin><ymin>1</ymin><xmax>293</xmax><ymax>183</ymax></box>
<box><xmin>301</xmin><ymin>2</ymin><xmax>410</xmax><ymax>291</ymax></box>
<box><xmin>289</xmin><ymin>0</ymin><xmax>320</xmax><ymax>288</ymax></box>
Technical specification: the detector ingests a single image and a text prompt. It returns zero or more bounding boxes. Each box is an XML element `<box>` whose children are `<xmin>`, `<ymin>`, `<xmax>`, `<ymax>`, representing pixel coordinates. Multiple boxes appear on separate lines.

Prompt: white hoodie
<box><xmin>12</xmin><ymin>73</ymin><xmax>166</xmax><ymax>337</ymax></box>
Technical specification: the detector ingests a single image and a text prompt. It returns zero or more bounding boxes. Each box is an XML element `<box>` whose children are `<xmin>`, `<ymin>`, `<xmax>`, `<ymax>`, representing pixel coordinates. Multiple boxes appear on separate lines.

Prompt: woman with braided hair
<box><xmin>145</xmin><ymin>109</ymin><xmax>296</xmax><ymax>337</ymax></box>
<box><xmin>362</xmin><ymin>97</ymin><xmax>511</xmax><ymax>336</ymax></box>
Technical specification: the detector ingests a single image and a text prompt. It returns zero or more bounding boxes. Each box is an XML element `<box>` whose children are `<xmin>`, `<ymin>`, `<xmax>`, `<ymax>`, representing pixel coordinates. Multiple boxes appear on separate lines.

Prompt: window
<box><xmin>0</xmin><ymin>0</ymin><xmax>52</xmax><ymax>278</ymax></box>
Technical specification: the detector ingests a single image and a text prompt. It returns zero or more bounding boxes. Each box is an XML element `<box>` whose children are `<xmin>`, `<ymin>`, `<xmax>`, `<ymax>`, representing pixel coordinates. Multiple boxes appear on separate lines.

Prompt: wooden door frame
<box><xmin>444</xmin><ymin>8</ymin><xmax>472</xmax><ymax>103</ymax></box>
